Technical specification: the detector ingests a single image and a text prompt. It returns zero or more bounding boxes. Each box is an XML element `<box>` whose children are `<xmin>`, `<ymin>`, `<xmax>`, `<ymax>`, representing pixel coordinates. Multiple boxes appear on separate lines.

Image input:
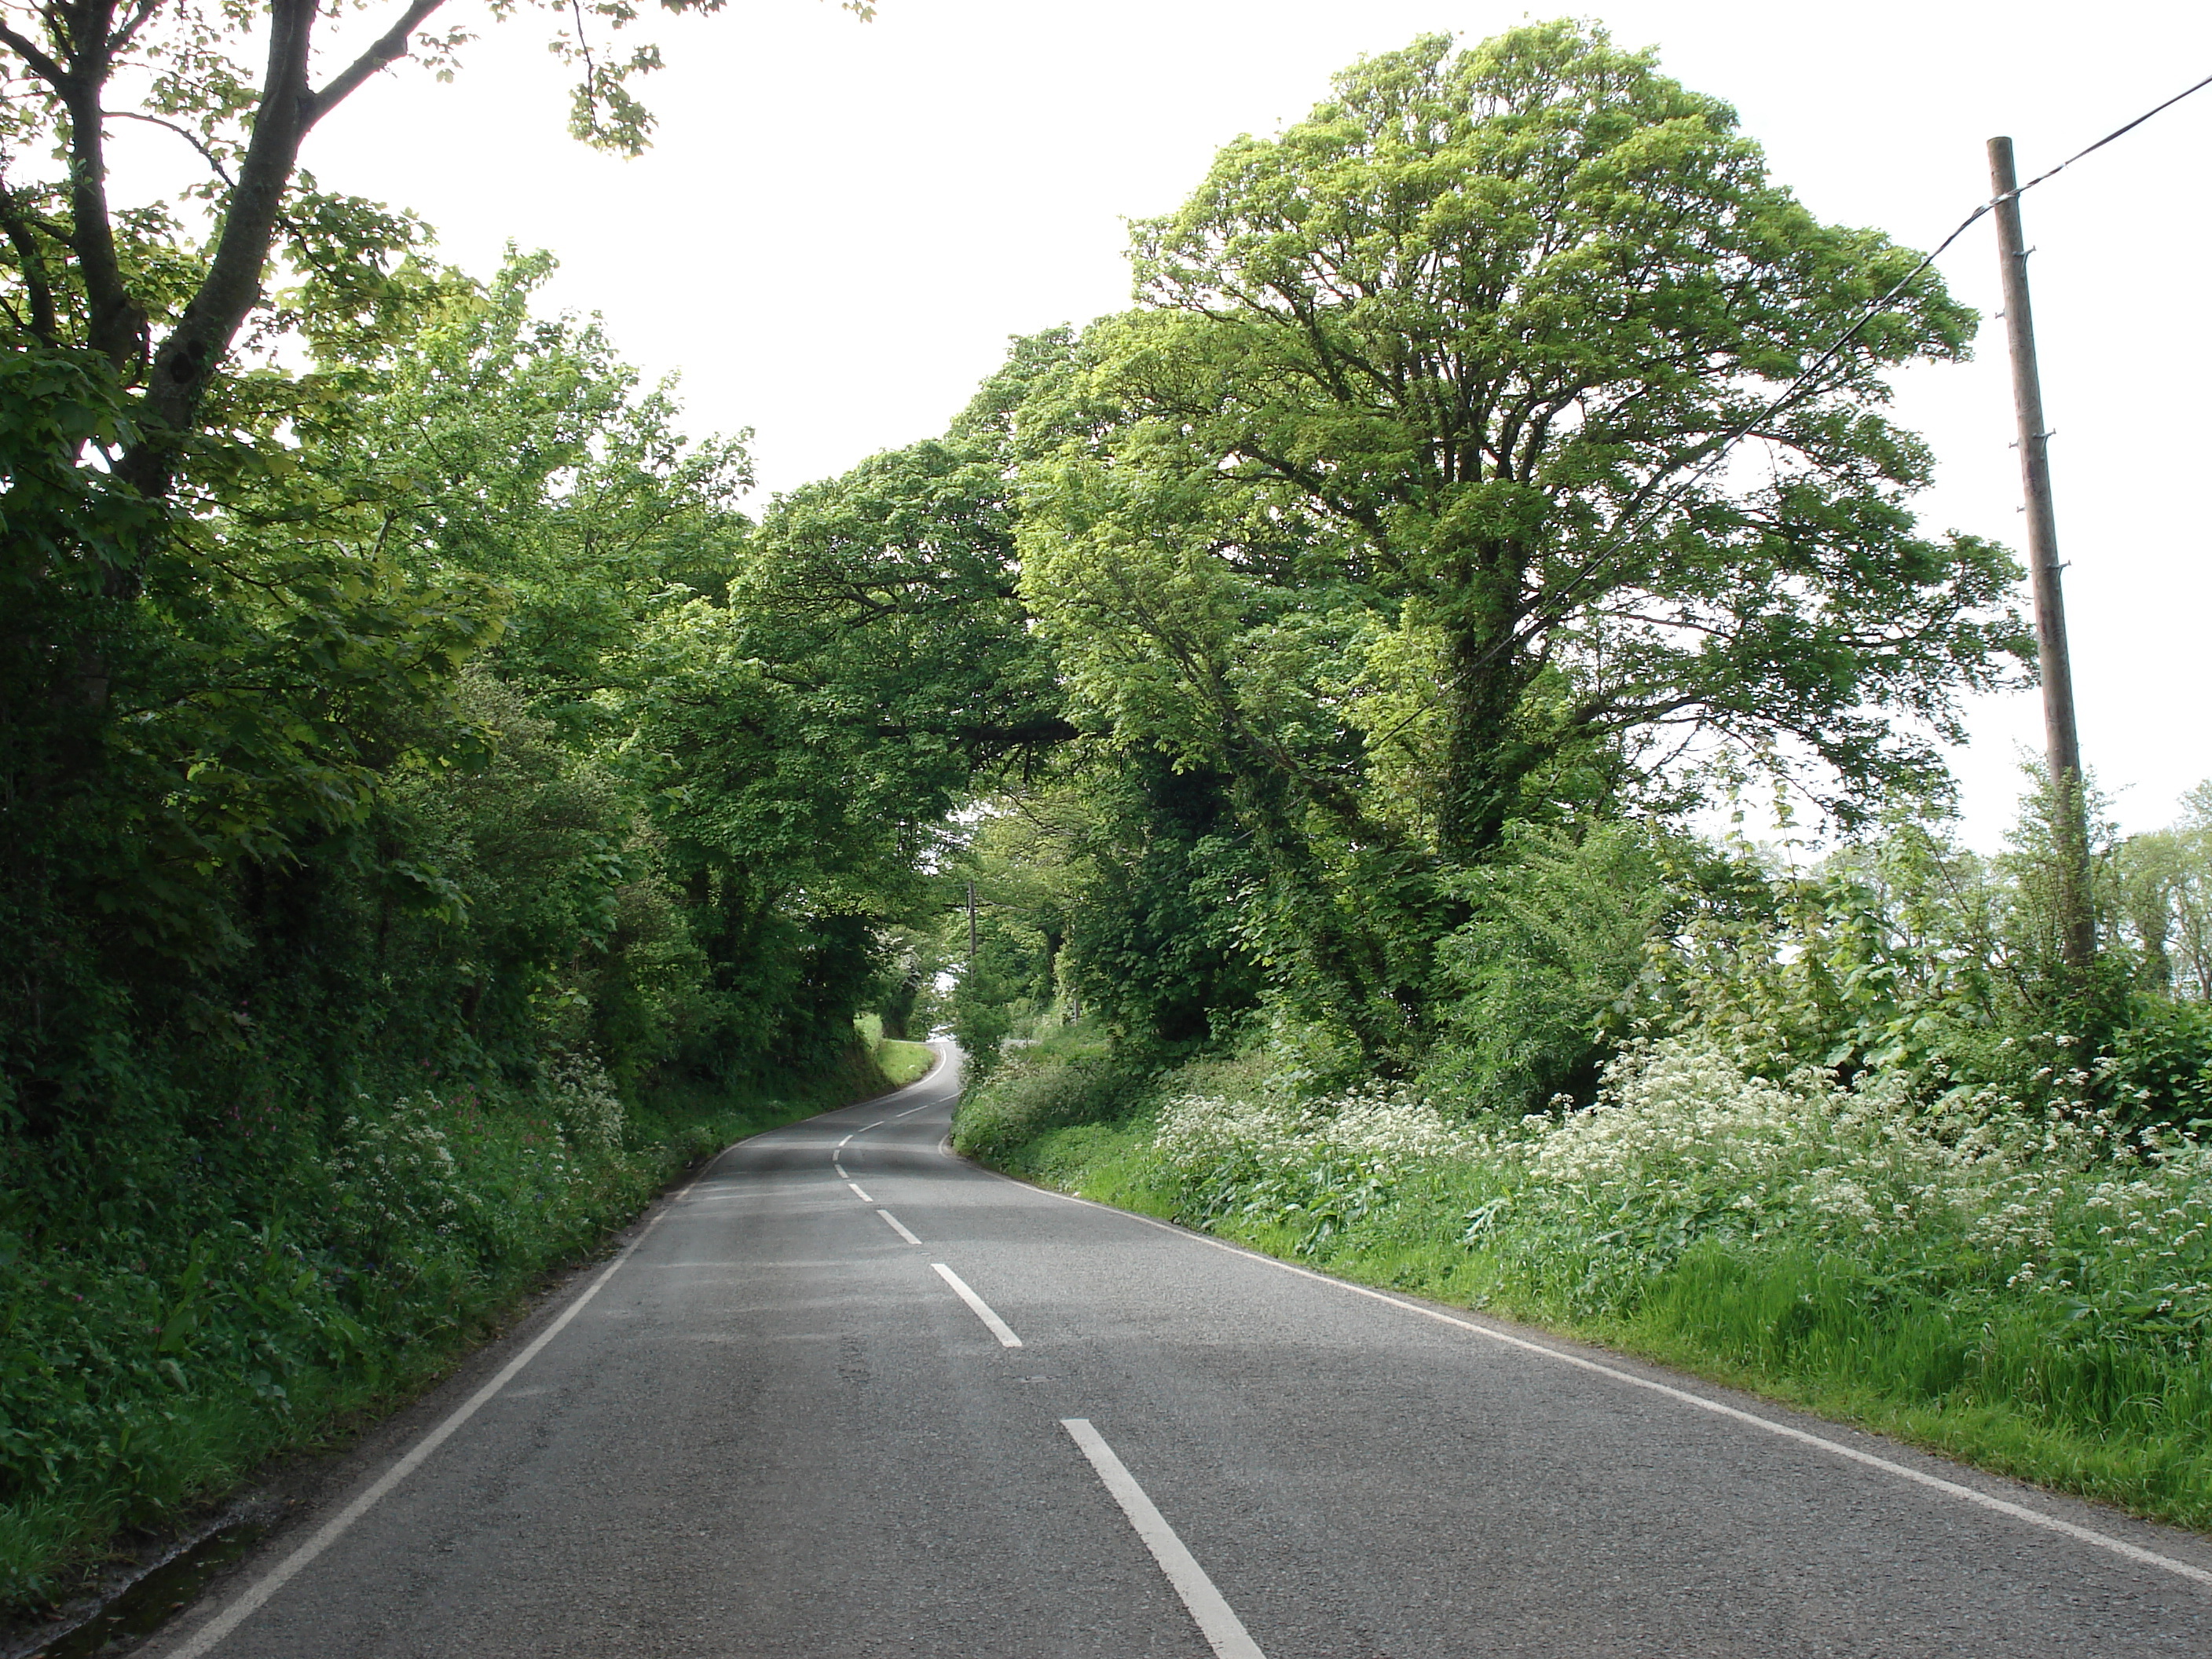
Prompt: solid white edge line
<box><xmin>931</xmin><ymin>1262</ymin><xmax>1024</xmax><ymax>1347</ymax></box>
<box><xmin>1060</xmin><ymin>1418</ymin><xmax>1265</xmax><ymax>1659</ymax></box>
<box><xmin>877</xmin><ymin>1208</ymin><xmax>923</xmax><ymax>1246</ymax></box>
<box><xmin>983</xmin><ymin>1166</ymin><xmax>2212</xmax><ymax>1594</ymax></box>
<box><xmin>159</xmin><ymin>1157</ymin><xmax>731</xmax><ymax>1659</ymax></box>
<box><xmin>848</xmin><ymin>1181</ymin><xmax>874</xmax><ymax>1203</ymax></box>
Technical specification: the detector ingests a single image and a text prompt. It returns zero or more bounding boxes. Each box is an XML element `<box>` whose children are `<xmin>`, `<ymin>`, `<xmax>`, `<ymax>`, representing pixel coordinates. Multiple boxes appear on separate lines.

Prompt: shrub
<box><xmin>950</xmin><ymin>1037</ymin><xmax>1147</xmax><ymax>1163</ymax></box>
<box><xmin>1424</xmin><ymin>822</ymin><xmax>1675</xmax><ymax>1113</ymax></box>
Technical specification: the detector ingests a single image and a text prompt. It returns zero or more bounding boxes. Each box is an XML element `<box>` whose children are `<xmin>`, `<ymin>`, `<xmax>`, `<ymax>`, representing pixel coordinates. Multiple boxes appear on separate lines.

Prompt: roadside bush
<box><xmin>1423</xmin><ymin>822</ymin><xmax>1676</xmax><ymax>1114</ymax></box>
<box><xmin>2105</xmin><ymin>997</ymin><xmax>2212</xmax><ymax>1129</ymax></box>
<box><xmin>1153</xmin><ymin>1032</ymin><xmax>2212</xmax><ymax>1326</ymax></box>
<box><xmin>950</xmin><ymin>1039</ymin><xmax>1149</xmax><ymax>1163</ymax></box>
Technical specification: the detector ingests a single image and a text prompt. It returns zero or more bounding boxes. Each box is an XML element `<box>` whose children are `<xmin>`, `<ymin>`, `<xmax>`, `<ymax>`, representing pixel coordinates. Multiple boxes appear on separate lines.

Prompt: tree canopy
<box><xmin>1024</xmin><ymin>24</ymin><xmax>2026</xmax><ymax>855</ymax></box>
<box><xmin>997</xmin><ymin>24</ymin><xmax>2030</xmax><ymax>1055</ymax></box>
<box><xmin>0</xmin><ymin>0</ymin><xmax>868</xmax><ymax>500</ymax></box>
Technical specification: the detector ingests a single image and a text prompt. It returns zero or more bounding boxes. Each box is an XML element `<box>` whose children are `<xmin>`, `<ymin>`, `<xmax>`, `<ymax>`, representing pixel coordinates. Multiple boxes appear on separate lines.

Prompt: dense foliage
<box><xmin>0</xmin><ymin>0</ymin><xmax>992</xmax><ymax>1602</ymax></box>
<box><xmin>1004</xmin><ymin>24</ymin><xmax>2029</xmax><ymax>1061</ymax></box>
<box><xmin>0</xmin><ymin>240</ymin><xmax>1032</xmax><ymax>1600</ymax></box>
<box><xmin>939</xmin><ymin>29</ymin><xmax>2210</xmax><ymax>1131</ymax></box>
<box><xmin>9</xmin><ymin>7</ymin><xmax>2210</xmax><ymax>1612</ymax></box>
<box><xmin>0</xmin><ymin>107</ymin><xmax>1020</xmax><ymax>1610</ymax></box>
<box><xmin>934</xmin><ymin>22</ymin><xmax>2212</xmax><ymax>1532</ymax></box>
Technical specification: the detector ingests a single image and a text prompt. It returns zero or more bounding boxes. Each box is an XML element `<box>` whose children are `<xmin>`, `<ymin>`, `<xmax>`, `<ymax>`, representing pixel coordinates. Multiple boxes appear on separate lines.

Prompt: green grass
<box><xmin>873</xmin><ymin>1039</ymin><xmax>936</xmax><ymax>1088</ymax></box>
<box><xmin>853</xmin><ymin>1013</ymin><xmax>935</xmax><ymax>1089</ymax></box>
<box><xmin>955</xmin><ymin>1047</ymin><xmax>2212</xmax><ymax>1536</ymax></box>
<box><xmin>0</xmin><ymin>1054</ymin><xmax>884</xmax><ymax>1617</ymax></box>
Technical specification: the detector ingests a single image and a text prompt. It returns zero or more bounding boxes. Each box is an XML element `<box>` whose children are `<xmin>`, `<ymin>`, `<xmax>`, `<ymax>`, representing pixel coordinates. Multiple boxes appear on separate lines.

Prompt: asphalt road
<box><xmin>143</xmin><ymin>1042</ymin><xmax>2212</xmax><ymax>1657</ymax></box>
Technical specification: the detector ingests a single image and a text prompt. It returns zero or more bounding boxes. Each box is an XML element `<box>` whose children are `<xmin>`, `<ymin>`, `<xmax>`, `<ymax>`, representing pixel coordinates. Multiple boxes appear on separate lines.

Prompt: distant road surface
<box><xmin>147</xmin><ymin>1042</ymin><xmax>2212</xmax><ymax>1657</ymax></box>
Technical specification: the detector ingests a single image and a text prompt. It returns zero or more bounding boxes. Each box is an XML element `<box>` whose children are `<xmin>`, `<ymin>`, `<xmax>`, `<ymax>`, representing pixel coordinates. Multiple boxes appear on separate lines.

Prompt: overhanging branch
<box><xmin>306</xmin><ymin>0</ymin><xmax>449</xmax><ymax>127</ymax></box>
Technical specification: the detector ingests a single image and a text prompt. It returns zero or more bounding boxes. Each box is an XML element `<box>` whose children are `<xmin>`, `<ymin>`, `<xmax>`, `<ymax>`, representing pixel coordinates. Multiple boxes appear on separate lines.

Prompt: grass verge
<box><xmin>852</xmin><ymin>1014</ymin><xmax>936</xmax><ymax>1090</ymax></box>
<box><xmin>954</xmin><ymin>1033</ymin><xmax>2212</xmax><ymax>1536</ymax></box>
<box><xmin>873</xmin><ymin>1040</ymin><xmax>936</xmax><ymax>1088</ymax></box>
<box><xmin>0</xmin><ymin>1047</ymin><xmax>889</xmax><ymax>1618</ymax></box>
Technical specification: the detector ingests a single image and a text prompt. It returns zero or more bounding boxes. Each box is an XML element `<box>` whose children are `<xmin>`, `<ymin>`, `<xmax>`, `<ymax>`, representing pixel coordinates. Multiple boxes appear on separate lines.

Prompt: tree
<box><xmin>2117</xmin><ymin>782</ymin><xmax>2212</xmax><ymax>1002</ymax></box>
<box><xmin>0</xmin><ymin>2</ymin><xmax>861</xmax><ymax>1101</ymax></box>
<box><xmin>732</xmin><ymin>436</ymin><xmax>1072</xmax><ymax>781</ymax></box>
<box><xmin>670</xmin><ymin>387</ymin><xmax>1083</xmax><ymax>1071</ymax></box>
<box><xmin>1021</xmin><ymin>24</ymin><xmax>2030</xmax><ymax>877</ymax></box>
<box><xmin>299</xmin><ymin>251</ymin><xmax>754</xmax><ymax>731</ymax></box>
<box><xmin>0</xmin><ymin>0</ymin><xmax>870</xmax><ymax>500</ymax></box>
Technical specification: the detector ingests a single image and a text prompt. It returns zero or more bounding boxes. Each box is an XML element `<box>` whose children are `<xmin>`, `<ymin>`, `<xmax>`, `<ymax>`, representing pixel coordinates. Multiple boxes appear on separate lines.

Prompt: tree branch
<box><xmin>104</xmin><ymin>0</ymin><xmax>162</xmax><ymax>56</ymax></box>
<box><xmin>100</xmin><ymin>108</ymin><xmax>237</xmax><ymax>187</ymax></box>
<box><xmin>123</xmin><ymin>0</ymin><xmax>320</xmax><ymax>493</ymax></box>
<box><xmin>0</xmin><ymin>184</ymin><xmax>59</xmax><ymax>340</ymax></box>
<box><xmin>305</xmin><ymin>0</ymin><xmax>448</xmax><ymax>128</ymax></box>
<box><xmin>0</xmin><ymin>24</ymin><xmax>65</xmax><ymax>87</ymax></box>
<box><xmin>0</xmin><ymin>19</ymin><xmax>68</xmax><ymax>86</ymax></box>
<box><xmin>54</xmin><ymin>2</ymin><xmax>152</xmax><ymax>373</ymax></box>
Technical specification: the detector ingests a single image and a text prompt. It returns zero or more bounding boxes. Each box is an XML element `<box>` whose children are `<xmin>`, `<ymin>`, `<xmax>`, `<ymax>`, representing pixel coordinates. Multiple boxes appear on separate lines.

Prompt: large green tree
<box><xmin>733</xmin><ymin>436</ymin><xmax>1071</xmax><ymax>779</ymax></box>
<box><xmin>0</xmin><ymin>0</ymin><xmax>874</xmax><ymax>1101</ymax></box>
<box><xmin>298</xmin><ymin>252</ymin><xmax>754</xmax><ymax>729</ymax></box>
<box><xmin>1022</xmin><ymin>24</ymin><xmax>2028</xmax><ymax>873</ymax></box>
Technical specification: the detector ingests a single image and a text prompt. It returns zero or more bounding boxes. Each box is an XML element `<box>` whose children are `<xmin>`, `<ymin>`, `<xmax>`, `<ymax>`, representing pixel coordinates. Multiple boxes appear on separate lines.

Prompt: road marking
<box><xmin>863</xmin><ymin>1119</ymin><xmax>885</xmax><ymax>1130</ymax></box>
<box><xmin>833</xmin><ymin>1161</ymin><xmax>848</xmax><ymax>1177</ymax></box>
<box><xmin>895</xmin><ymin>1100</ymin><xmax>934</xmax><ymax>1118</ymax></box>
<box><xmin>1005</xmin><ymin>1177</ymin><xmax>2212</xmax><ymax>1595</ymax></box>
<box><xmin>877</xmin><ymin>1209</ymin><xmax>922</xmax><ymax>1246</ymax></box>
<box><xmin>932</xmin><ymin>1262</ymin><xmax>1023</xmax><ymax>1346</ymax></box>
<box><xmin>835</xmin><ymin>1134</ymin><xmax>853</xmax><ymax>1150</ymax></box>
<box><xmin>1060</xmin><ymin>1419</ymin><xmax>1265</xmax><ymax>1659</ymax></box>
<box><xmin>847</xmin><ymin>1181</ymin><xmax>874</xmax><ymax>1202</ymax></box>
<box><xmin>159</xmin><ymin>1159</ymin><xmax>731</xmax><ymax>1658</ymax></box>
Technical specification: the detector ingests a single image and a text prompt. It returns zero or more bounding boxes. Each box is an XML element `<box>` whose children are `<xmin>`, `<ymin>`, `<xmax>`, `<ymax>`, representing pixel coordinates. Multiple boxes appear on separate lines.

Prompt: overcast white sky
<box><xmin>270</xmin><ymin>0</ymin><xmax>2212</xmax><ymax>845</ymax></box>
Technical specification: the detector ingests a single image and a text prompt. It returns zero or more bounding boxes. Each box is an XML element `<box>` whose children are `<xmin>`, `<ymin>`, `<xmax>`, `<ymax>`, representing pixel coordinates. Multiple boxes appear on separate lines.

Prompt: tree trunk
<box><xmin>115</xmin><ymin>0</ymin><xmax>321</xmax><ymax>502</ymax></box>
<box><xmin>1435</xmin><ymin>569</ymin><xmax>1542</xmax><ymax>866</ymax></box>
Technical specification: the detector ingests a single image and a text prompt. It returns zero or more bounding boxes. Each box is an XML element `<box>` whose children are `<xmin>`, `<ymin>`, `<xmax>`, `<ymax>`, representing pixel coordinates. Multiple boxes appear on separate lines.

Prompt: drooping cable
<box><xmin>1479</xmin><ymin>66</ymin><xmax>2212</xmax><ymax>668</ymax></box>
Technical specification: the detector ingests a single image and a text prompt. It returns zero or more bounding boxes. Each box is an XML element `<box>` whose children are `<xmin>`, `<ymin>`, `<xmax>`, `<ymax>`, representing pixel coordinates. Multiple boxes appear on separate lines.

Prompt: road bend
<box><xmin>146</xmin><ymin>1042</ymin><xmax>2212</xmax><ymax>1657</ymax></box>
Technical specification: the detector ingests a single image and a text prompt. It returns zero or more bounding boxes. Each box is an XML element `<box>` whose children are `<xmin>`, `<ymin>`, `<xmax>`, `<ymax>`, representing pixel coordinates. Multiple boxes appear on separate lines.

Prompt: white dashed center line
<box><xmin>847</xmin><ymin>1181</ymin><xmax>874</xmax><ymax>1202</ymax></box>
<box><xmin>1060</xmin><ymin>1418</ymin><xmax>1265</xmax><ymax>1659</ymax></box>
<box><xmin>877</xmin><ymin>1209</ymin><xmax>922</xmax><ymax>1246</ymax></box>
<box><xmin>931</xmin><ymin>1262</ymin><xmax>1023</xmax><ymax>1347</ymax></box>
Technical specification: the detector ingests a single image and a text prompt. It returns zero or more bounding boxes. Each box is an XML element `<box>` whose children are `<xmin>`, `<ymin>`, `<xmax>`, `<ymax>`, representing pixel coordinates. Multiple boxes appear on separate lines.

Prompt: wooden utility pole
<box><xmin>1988</xmin><ymin>135</ymin><xmax>2095</xmax><ymax>970</ymax></box>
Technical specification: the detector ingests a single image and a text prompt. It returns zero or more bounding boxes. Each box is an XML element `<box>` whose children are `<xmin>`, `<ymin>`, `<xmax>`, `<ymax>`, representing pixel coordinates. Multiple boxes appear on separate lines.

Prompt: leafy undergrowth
<box><xmin>0</xmin><ymin>1046</ymin><xmax>890</xmax><ymax>1613</ymax></box>
<box><xmin>955</xmin><ymin>1034</ymin><xmax>2212</xmax><ymax>1535</ymax></box>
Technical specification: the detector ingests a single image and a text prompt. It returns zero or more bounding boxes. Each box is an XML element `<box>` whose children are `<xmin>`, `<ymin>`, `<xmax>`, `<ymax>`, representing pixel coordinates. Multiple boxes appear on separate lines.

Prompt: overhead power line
<box><xmin>1493</xmin><ymin>66</ymin><xmax>2212</xmax><ymax>665</ymax></box>
<box><xmin>1785</xmin><ymin>65</ymin><xmax>2212</xmax><ymax>417</ymax></box>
